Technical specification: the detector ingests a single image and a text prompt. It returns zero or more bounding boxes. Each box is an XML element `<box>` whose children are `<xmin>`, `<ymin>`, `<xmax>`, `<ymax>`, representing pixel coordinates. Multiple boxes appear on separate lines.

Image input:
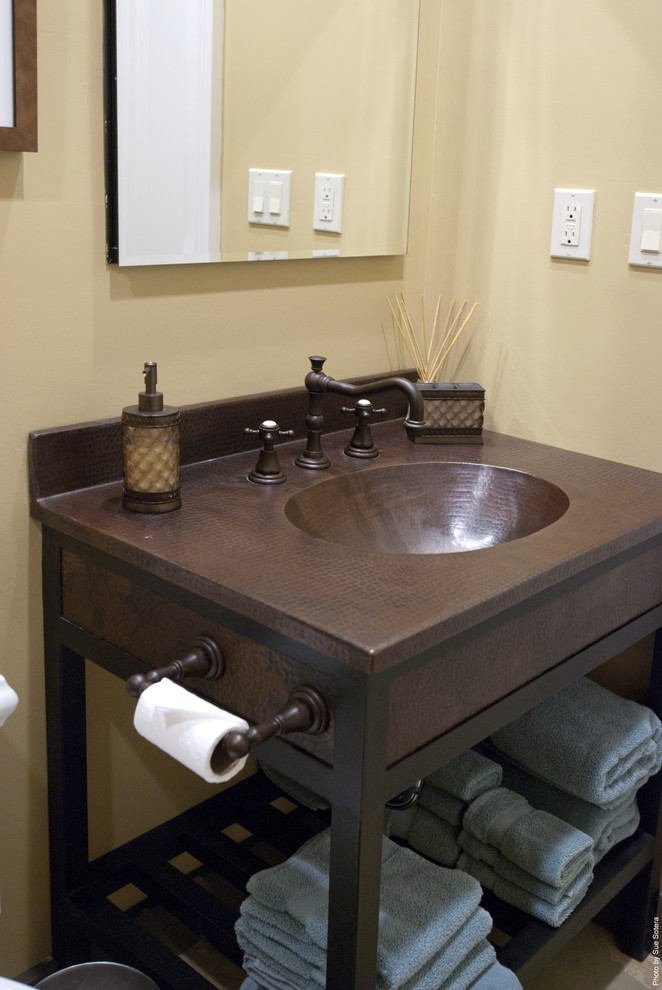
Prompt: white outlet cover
<box><xmin>628</xmin><ymin>192</ymin><xmax>662</xmax><ymax>270</ymax></box>
<box><xmin>313</xmin><ymin>173</ymin><xmax>344</xmax><ymax>234</ymax></box>
<box><xmin>247</xmin><ymin>251</ymin><xmax>289</xmax><ymax>261</ymax></box>
<box><xmin>550</xmin><ymin>188</ymin><xmax>595</xmax><ymax>262</ymax></box>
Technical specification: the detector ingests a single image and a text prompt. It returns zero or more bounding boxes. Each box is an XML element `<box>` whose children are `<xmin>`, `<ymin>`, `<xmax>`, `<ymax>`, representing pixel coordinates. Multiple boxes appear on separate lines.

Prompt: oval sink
<box><xmin>284</xmin><ymin>462</ymin><xmax>569</xmax><ymax>554</ymax></box>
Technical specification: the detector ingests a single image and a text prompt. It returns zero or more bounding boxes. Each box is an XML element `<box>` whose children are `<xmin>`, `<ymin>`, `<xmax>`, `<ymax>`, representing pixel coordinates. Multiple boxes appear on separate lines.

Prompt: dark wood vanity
<box><xmin>29</xmin><ymin>379</ymin><xmax>662</xmax><ymax>990</ymax></box>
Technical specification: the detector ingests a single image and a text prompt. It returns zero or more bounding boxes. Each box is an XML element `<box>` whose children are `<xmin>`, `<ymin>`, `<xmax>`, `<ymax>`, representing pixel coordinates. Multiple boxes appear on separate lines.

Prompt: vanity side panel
<box><xmin>388</xmin><ymin>545</ymin><xmax>662</xmax><ymax>765</ymax></box>
<box><xmin>60</xmin><ymin>549</ymin><xmax>335</xmax><ymax>765</ymax></box>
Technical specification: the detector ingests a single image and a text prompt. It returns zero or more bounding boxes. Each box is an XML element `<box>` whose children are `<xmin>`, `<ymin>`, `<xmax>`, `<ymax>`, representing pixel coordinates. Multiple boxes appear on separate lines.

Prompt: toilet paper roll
<box><xmin>0</xmin><ymin>675</ymin><xmax>18</xmax><ymax>727</ymax></box>
<box><xmin>133</xmin><ymin>678</ymin><xmax>250</xmax><ymax>783</ymax></box>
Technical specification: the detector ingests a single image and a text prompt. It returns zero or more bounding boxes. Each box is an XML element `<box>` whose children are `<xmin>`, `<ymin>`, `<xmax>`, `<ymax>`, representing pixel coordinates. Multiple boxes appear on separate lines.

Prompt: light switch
<box><xmin>248</xmin><ymin>169</ymin><xmax>292</xmax><ymax>227</ymax></box>
<box><xmin>628</xmin><ymin>193</ymin><xmax>662</xmax><ymax>269</ymax></box>
<box><xmin>550</xmin><ymin>188</ymin><xmax>595</xmax><ymax>261</ymax></box>
<box><xmin>640</xmin><ymin>209</ymin><xmax>662</xmax><ymax>253</ymax></box>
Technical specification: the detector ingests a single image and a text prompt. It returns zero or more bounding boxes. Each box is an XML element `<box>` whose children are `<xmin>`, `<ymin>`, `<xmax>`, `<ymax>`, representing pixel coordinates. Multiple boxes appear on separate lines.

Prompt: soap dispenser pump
<box><xmin>122</xmin><ymin>362</ymin><xmax>181</xmax><ymax>513</ymax></box>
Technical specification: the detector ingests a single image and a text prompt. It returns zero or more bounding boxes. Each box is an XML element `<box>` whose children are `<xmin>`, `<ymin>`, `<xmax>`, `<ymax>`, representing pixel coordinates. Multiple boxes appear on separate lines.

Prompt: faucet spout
<box><xmin>295</xmin><ymin>356</ymin><xmax>425</xmax><ymax>470</ymax></box>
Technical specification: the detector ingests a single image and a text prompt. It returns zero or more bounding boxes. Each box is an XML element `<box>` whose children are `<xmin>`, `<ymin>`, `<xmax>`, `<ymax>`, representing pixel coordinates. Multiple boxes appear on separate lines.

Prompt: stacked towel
<box><xmin>426</xmin><ymin>748</ymin><xmax>503</xmax><ymax>801</ymax></box>
<box><xmin>489</xmin><ymin>749</ymin><xmax>641</xmax><ymax>863</ymax></box>
<box><xmin>456</xmin><ymin>786</ymin><xmax>594</xmax><ymax>927</ymax></box>
<box><xmin>235</xmin><ymin>828</ymin><xmax>500</xmax><ymax>990</ymax></box>
<box><xmin>387</xmin><ymin>750</ymin><xmax>596</xmax><ymax>927</ymax></box>
<box><xmin>489</xmin><ymin>677</ymin><xmax>662</xmax><ymax>809</ymax></box>
<box><xmin>384</xmin><ymin>750</ymin><xmax>503</xmax><ymax>868</ymax></box>
<box><xmin>239</xmin><ymin>964</ymin><xmax>523</xmax><ymax>990</ymax></box>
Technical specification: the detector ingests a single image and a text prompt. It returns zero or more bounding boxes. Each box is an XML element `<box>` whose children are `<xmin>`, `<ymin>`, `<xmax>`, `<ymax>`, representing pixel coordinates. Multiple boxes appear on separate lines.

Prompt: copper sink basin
<box><xmin>284</xmin><ymin>462</ymin><xmax>570</xmax><ymax>554</ymax></box>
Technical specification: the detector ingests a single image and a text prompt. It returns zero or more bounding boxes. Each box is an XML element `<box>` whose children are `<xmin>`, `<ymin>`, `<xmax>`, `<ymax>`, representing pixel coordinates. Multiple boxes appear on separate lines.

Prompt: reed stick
<box><xmin>387</xmin><ymin>294</ymin><xmax>478</xmax><ymax>383</ymax></box>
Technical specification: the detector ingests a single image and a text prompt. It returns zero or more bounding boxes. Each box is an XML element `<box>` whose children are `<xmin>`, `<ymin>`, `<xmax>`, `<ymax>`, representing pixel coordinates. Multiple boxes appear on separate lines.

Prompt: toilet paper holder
<box><xmin>126</xmin><ymin>635</ymin><xmax>225</xmax><ymax>697</ymax></box>
<box><xmin>126</xmin><ymin>636</ymin><xmax>330</xmax><ymax>772</ymax></box>
<box><xmin>216</xmin><ymin>684</ymin><xmax>329</xmax><ymax>773</ymax></box>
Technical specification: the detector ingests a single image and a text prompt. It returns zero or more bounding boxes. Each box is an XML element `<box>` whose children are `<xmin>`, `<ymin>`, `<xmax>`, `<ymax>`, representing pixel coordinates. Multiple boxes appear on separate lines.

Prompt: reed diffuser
<box><xmin>386</xmin><ymin>293</ymin><xmax>485</xmax><ymax>444</ymax></box>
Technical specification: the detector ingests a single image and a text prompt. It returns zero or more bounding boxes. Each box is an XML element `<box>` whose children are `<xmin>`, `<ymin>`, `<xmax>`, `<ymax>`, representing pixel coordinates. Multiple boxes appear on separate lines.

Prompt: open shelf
<box><xmin>56</xmin><ymin>772</ymin><xmax>656</xmax><ymax>990</ymax></box>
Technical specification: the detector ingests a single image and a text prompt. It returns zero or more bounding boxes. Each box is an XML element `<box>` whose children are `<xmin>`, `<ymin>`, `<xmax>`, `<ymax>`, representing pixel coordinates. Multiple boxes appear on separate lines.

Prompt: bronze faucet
<box><xmin>295</xmin><ymin>356</ymin><xmax>425</xmax><ymax>469</ymax></box>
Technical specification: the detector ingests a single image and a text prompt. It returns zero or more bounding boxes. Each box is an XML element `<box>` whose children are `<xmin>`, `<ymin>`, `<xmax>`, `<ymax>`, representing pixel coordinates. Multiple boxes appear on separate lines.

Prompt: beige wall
<box><xmin>1</xmin><ymin>0</ymin><xmax>661</xmax><ymax>976</ymax></box>
<box><xmin>428</xmin><ymin>0</ymin><xmax>662</xmax><ymax>469</ymax></box>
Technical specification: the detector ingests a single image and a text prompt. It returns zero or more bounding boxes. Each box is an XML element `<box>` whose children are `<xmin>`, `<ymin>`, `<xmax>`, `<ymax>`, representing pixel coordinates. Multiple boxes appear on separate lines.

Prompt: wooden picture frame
<box><xmin>0</xmin><ymin>0</ymin><xmax>37</xmax><ymax>151</ymax></box>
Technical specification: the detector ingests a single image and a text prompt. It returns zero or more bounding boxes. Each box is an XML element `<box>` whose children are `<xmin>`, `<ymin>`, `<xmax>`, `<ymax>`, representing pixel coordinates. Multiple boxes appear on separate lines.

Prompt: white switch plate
<box><xmin>550</xmin><ymin>188</ymin><xmax>595</xmax><ymax>261</ymax></box>
<box><xmin>628</xmin><ymin>192</ymin><xmax>662</xmax><ymax>269</ymax></box>
<box><xmin>313</xmin><ymin>173</ymin><xmax>344</xmax><ymax>233</ymax></box>
<box><xmin>248</xmin><ymin>169</ymin><xmax>292</xmax><ymax>228</ymax></box>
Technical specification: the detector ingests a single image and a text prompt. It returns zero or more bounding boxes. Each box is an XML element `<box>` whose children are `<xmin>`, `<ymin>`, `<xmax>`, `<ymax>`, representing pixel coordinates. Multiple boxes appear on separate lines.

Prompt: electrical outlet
<box><xmin>550</xmin><ymin>188</ymin><xmax>595</xmax><ymax>261</ymax></box>
<box><xmin>313</xmin><ymin>173</ymin><xmax>344</xmax><ymax>233</ymax></box>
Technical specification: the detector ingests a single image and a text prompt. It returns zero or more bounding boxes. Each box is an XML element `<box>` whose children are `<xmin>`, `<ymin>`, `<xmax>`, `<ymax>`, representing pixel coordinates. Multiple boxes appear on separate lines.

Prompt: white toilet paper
<box><xmin>133</xmin><ymin>678</ymin><xmax>250</xmax><ymax>783</ymax></box>
<box><xmin>0</xmin><ymin>675</ymin><xmax>18</xmax><ymax>727</ymax></box>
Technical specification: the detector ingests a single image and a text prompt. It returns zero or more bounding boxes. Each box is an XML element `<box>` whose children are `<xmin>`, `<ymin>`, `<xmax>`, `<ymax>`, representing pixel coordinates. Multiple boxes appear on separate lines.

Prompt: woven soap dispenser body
<box><xmin>122</xmin><ymin>362</ymin><xmax>181</xmax><ymax>513</ymax></box>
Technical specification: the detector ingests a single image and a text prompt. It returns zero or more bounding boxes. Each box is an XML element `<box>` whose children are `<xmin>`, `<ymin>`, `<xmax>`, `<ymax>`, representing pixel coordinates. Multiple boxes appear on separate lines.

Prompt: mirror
<box><xmin>104</xmin><ymin>0</ymin><xmax>420</xmax><ymax>266</ymax></box>
<box><xmin>0</xmin><ymin>0</ymin><xmax>37</xmax><ymax>152</ymax></box>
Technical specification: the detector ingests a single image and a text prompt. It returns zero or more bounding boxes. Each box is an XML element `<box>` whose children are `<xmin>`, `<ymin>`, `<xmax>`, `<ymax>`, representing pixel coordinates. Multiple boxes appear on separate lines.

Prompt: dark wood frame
<box><xmin>0</xmin><ymin>0</ymin><xmax>37</xmax><ymax>152</ymax></box>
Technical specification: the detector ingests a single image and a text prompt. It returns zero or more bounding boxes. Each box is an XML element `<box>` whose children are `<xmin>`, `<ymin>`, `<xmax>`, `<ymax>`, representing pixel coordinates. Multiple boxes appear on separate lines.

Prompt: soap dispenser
<box><xmin>122</xmin><ymin>362</ymin><xmax>181</xmax><ymax>513</ymax></box>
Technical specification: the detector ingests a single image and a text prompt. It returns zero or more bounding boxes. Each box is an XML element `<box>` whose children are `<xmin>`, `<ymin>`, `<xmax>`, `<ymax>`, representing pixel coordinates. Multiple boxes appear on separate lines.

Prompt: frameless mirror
<box><xmin>104</xmin><ymin>0</ymin><xmax>420</xmax><ymax>266</ymax></box>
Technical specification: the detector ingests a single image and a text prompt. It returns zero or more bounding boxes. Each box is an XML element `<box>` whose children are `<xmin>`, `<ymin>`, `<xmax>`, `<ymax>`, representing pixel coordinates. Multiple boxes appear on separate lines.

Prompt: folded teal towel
<box><xmin>383</xmin><ymin>804</ymin><xmax>417</xmax><ymax>841</ymax></box>
<box><xmin>490</xmin><ymin>677</ymin><xmax>662</xmax><ymax>808</ymax></box>
<box><xmin>490</xmin><ymin>749</ymin><xmax>641</xmax><ymax>861</ymax></box>
<box><xmin>457</xmin><ymin>851</ymin><xmax>592</xmax><ymax>927</ymax></box>
<box><xmin>406</xmin><ymin>806</ymin><xmax>462</xmax><ymax>867</ymax></box>
<box><xmin>470</xmin><ymin>960</ymin><xmax>522</xmax><ymax>990</ymax></box>
<box><xmin>385</xmin><ymin>803</ymin><xmax>462</xmax><ymax>867</ymax></box>
<box><xmin>240</xmin><ymin>945</ymin><xmax>495</xmax><ymax>990</ymax></box>
<box><xmin>238</xmin><ymin>903</ymin><xmax>494</xmax><ymax>990</ymax></box>
<box><xmin>426</xmin><ymin>749</ymin><xmax>502</xmax><ymax>800</ymax></box>
<box><xmin>463</xmin><ymin>787</ymin><xmax>594</xmax><ymax>887</ymax></box>
<box><xmin>457</xmin><ymin>829</ymin><xmax>593</xmax><ymax>905</ymax></box>
<box><xmin>419</xmin><ymin>782</ymin><xmax>466</xmax><ymax>826</ymax></box>
<box><xmin>242</xmin><ymin>828</ymin><xmax>484</xmax><ymax>989</ymax></box>
<box><xmin>460</xmin><ymin>787</ymin><xmax>531</xmax><ymax>846</ymax></box>
<box><xmin>259</xmin><ymin>762</ymin><xmax>329</xmax><ymax>810</ymax></box>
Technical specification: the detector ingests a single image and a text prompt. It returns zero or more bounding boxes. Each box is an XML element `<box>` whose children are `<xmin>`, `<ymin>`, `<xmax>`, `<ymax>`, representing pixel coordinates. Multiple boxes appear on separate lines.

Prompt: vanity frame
<box><xmin>30</xmin><ymin>379</ymin><xmax>662</xmax><ymax>990</ymax></box>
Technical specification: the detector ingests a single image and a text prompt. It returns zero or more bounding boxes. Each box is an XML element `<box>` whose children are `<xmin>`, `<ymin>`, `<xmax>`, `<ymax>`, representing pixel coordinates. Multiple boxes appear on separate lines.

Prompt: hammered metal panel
<box><xmin>61</xmin><ymin>549</ymin><xmax>335</xmax><ymax>765</ymax></box>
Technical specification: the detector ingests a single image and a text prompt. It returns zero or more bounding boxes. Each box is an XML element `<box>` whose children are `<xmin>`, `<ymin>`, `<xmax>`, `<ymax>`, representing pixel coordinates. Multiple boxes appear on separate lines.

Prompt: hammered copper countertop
<box><xmin>29</xmin><ymin>392</ymin><xmax>662</xmax><ymax>673</ymax></box>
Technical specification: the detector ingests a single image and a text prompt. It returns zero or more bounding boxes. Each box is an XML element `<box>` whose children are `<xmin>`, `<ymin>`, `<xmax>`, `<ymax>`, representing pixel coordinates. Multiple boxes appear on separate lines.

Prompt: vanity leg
<box><xmin>325</xmin><ymin>674</ymin><xmax>391</xmax><ymax>990</ymax></box>
<box><xmin>43</xmin><ymin>535</ymin><xmax>91</xmax><ymax>964</ymax></box>
<box><xmin>611</xmin><ymin>626</ymin><xmax>662</xmax><ymax>960</ymax></box>
<box><xmin>326</xmin><ymin>803</ymin><xmax>386</xmax><ymax>990</ymax></box>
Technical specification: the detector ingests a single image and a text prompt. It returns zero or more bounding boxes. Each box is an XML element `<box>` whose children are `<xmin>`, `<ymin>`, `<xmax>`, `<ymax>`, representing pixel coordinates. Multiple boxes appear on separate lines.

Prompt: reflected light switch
<box><xmin>248</xmin><ymin>169</ymin><xmax>292</xmax><ymax>227</ymax></box>
<box><xmin>269</xmin><ymin>181</ymin><xmax>283</xmax><ymax>215</ymax></box>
